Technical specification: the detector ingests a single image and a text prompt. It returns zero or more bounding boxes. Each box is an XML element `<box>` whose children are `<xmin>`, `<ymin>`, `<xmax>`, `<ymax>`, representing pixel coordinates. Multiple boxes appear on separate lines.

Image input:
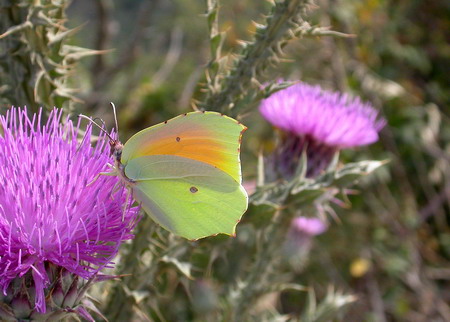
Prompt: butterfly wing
<box><xmin>124</xmin><ymin>155</ymin><xmax>248</xmax><ymax>240</ymax></box>
<box><xmin>121</xmin><ymin>111</ymin><xmax>245</xmax><ymax>183</ymax></box>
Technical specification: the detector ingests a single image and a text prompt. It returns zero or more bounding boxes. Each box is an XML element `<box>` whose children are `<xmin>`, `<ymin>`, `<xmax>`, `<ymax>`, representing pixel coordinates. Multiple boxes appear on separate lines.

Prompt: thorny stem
<box><xmin>104</xmin><ymin>216</ymin><xmax>154</xmax><ymax>320</ymax></box>
<box><xmin>206</xmin><ymin>0</ymin><xmax>219</xmax><ymax>37</ymax></box>
<box><xmin>199</xmin><ymin>0</ymin><xmax>312</xmax><ymax>117</ymax></box>
<box><xmin>104</xmin><ymin>216</ymin><xmax>190</xmax><ymax>321</ymax></box>
<box><xmin>230</xmin><ymin>208</ymin><xmax>292</xmax><ymax>321</ymax></box>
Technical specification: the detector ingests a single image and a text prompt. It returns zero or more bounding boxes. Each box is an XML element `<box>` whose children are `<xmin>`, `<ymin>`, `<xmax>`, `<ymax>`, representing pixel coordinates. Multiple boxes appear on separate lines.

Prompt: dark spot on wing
<box><xmin>176</xmin><ymin>136</ymin><xmax>181</xmax><ymax>142</ymax></box>
<box><xmin>190</xmin><ymin>186</ymin><xmax>198</xmax><ymax>193</ymax></box>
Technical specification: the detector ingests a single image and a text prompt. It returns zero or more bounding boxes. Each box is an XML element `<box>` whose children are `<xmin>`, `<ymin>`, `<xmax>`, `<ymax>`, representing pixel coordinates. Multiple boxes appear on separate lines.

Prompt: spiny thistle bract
<box><xmin>0</xmin><ymin>2</ymin><xmax>97</xmax><ymax>110</ymax></box>
<box><xmin>0</xmin><ymin>108</ymin><xmax>140</xmax><ymax>320</ymax></box>
<box><xmin>259</xmin><ymin>82</ymin><xmax>386</xmax><ymax>178</ymax></box>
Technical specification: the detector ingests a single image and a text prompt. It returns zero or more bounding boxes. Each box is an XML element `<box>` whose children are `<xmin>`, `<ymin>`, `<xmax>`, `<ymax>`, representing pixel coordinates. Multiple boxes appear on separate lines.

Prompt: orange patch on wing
<box><xmin>123</xmin><ymin>115</ymin><xmax>244</xmax><ymax>182</ymax></box>
<box><xmin>133</xmin><ymin>133</ymin><xmax>232</xmax><ymax>175</ymax></box>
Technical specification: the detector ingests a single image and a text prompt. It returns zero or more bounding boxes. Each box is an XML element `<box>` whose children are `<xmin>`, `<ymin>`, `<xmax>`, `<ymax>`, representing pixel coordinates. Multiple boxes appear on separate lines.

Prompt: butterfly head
<box><xmin>109</xmin><ymin>139</ymin><xmax>123</xmax><ymax>162</ymax></box>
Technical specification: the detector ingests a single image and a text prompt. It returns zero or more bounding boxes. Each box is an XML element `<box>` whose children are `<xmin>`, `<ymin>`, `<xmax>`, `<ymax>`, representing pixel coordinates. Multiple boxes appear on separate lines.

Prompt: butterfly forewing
<box><xmin>121</xmin><ymin>112</ymin><xmax>246</xmax><ymax>183</ymax></box>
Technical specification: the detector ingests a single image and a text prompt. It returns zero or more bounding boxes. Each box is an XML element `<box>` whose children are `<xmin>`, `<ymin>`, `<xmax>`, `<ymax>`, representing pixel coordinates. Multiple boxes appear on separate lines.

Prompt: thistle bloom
<box><xmin>291</xmin><ymin>216</ymin><xmax>327</xmax><ymax>237</ymax></box>
<box><xmin>0</xmin><ymin>108</ymin><xmax>139</xmax><ymax>317</ymax></box>
<box><xmin>260</xmin><ymin>83</ymin><xmax>385</xmax><ymax>178</ymax></box>
<box><xmin>283</xmin><ymin>216</ymin><xmax>327</xmax><ymax>270</ymax></box>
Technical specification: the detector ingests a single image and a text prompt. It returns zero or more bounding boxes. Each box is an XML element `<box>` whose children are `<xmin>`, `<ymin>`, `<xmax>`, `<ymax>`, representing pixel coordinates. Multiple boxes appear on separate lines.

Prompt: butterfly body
<box><xmin>105</xmin><ymin>111</ymin><xmax>248</xmax><ymax>240</ymax></box>
<box><xmin>108</xmin><ymin>139</ymin><xmax>134</xmax><ymax>185</ymax></box>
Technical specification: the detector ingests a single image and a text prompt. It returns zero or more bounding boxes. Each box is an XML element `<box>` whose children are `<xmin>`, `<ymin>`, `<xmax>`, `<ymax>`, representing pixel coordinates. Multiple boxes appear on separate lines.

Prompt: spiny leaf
<box><xmin>160</xmin><ymin>255</ymin><xmax>193</xmax><ymax>279</ymax></box>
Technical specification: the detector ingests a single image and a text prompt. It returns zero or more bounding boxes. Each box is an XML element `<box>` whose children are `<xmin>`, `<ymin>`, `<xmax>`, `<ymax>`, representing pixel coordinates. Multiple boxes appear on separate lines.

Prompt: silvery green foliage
<box><xmin>253</xmin><ymin>153</ymin><xmax>386</xmax><ymax>207</ymax></box>
<box><xmin>0</xmin><ymin>0</ymin><xmax>98</xmax><ymax>111</ymax></box>
<box><xmin>300</xmin><ymin>288</ymin><xmax>356</xmax><ymax>322</ymax></box>
<box><xmin>222</xmin><ymin>158</ymin><xmax>384</xmax><ymax>320</ymax></box>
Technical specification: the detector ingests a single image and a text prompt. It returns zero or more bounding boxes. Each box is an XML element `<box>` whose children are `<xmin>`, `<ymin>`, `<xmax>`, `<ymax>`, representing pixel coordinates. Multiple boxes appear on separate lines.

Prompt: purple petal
<box><xmin>259</xmin><ymin>83</ymin><xmax>385</xmax><ymax>148</ymax></box>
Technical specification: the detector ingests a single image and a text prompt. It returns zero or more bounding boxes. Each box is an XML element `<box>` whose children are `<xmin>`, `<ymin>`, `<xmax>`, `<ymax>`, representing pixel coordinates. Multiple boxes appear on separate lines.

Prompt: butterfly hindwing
<box><xmin>124</xmin><ymin>154</ymin><xmax>248</xmax><ymax>240</ymax></box>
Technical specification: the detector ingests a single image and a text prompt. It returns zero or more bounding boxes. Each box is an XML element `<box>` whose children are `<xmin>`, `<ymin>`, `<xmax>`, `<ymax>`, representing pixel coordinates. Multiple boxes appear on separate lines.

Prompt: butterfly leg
<box><xmin>109</xmin><ymin>180</ymin><xmax>124</xmax><ymax>201</ymax></box>
<box><xmin>121</xmin><ymin>187</ymin><xmax>133</xmax><ymax>222</ymax></box>
<box><xmin>87</xmin><ymin>163</ymin><xmax>116</xmax><ymax>187</ymax></box>
<box><xmin>87</xmin><ymin>170</ymin><xmax>115</xmax><ymax>187</ymax></box>
<box><xmin>87</xmin><ymin>173</ymin><xmax>101</xmax><ymax>187</ymax></box>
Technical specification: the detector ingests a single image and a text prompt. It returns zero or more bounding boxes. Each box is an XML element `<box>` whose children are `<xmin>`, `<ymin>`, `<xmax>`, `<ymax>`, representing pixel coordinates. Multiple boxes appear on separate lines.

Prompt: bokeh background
<box><xmin>1</xmin><ymin>0</ymin><xmax>449</xmax><ymax>320</ymax></box>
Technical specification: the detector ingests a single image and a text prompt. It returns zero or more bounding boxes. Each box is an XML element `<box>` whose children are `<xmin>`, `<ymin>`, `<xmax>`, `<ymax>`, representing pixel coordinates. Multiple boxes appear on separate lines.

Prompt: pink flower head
<box><xmin>0</xmin><ymin>108</ymin><xmax>139</xmax><ymax>313</ymax></box>
<box><xmin>259</xmin><ymin>82</ymin><xmax>385</xmax><ymax>178</ymax></box>
<box><xmin>260</xmin><ymin>82</ymin><xmax>385</xmax><ymax>148</ymax></box>
<box><xmin>283</xmin><ymin>216</ymin><xmax>327</xmax><ymax>268</ymax></box>
<box><xmin>291</xmin><ymin>217</ymin><xmax>327</xmax><ymax>236</ymax></box>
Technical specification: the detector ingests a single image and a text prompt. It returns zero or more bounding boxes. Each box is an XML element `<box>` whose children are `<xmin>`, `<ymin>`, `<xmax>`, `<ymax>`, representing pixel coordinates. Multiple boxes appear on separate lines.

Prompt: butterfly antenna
<box><xmin>79</xmin><ymin>114</ymin><xmax>114</xmax><ymax>141</ymax></box>
<box><xmin>110</xmin><ymin>102</ymin><xmax>119</xmax><ymax>136</ymax></box>
<box><xmin>76</xmin><ymin>117</ymin><xmax>109</xmax><ymax>153</ymax></box>
<box><xmin>76</xmin><ymin>121</ymin><xmax>92</xmax><ymax>153</ymax></box>
<box><xmin>92</xmin><ymin>117</ymin><xmax>107</xmax><ymax>131</ymax></box>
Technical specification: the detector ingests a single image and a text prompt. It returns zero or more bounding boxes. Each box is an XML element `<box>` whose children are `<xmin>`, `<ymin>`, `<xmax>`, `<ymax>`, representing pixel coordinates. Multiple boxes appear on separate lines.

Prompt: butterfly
<box><xmin>81</xmin><ymin>107</ymin><xmax>248</xmax><ymax>240</ymax></box>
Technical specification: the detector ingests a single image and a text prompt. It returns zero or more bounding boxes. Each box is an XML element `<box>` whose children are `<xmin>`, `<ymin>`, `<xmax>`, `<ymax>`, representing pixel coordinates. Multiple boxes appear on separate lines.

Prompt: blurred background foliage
<box><xmin>1</xmin><ymin>0</ymin><xmax>449</xmax><ymax>321</ymax></box>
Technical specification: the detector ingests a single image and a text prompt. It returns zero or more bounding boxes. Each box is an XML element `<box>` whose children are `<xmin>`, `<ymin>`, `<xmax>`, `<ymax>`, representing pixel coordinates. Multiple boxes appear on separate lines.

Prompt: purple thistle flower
<box><xmin>260</xmin><ymin>82</ymin><xmax>385</xmax><ymax>178</ymax></box>
<box><xmin>283</xmin><ymin>216</ymin><xmax>327</xmax><ymax>270</ymax></box>
<box><xmin>291</xmin><ymin>217</ymin><xmax>327</xmax><ymax>237</ymax></box>
<box><xmin>0</xmin><ymin>108</ymin><xmax>139</xmax><ymax>314</ymax></box>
